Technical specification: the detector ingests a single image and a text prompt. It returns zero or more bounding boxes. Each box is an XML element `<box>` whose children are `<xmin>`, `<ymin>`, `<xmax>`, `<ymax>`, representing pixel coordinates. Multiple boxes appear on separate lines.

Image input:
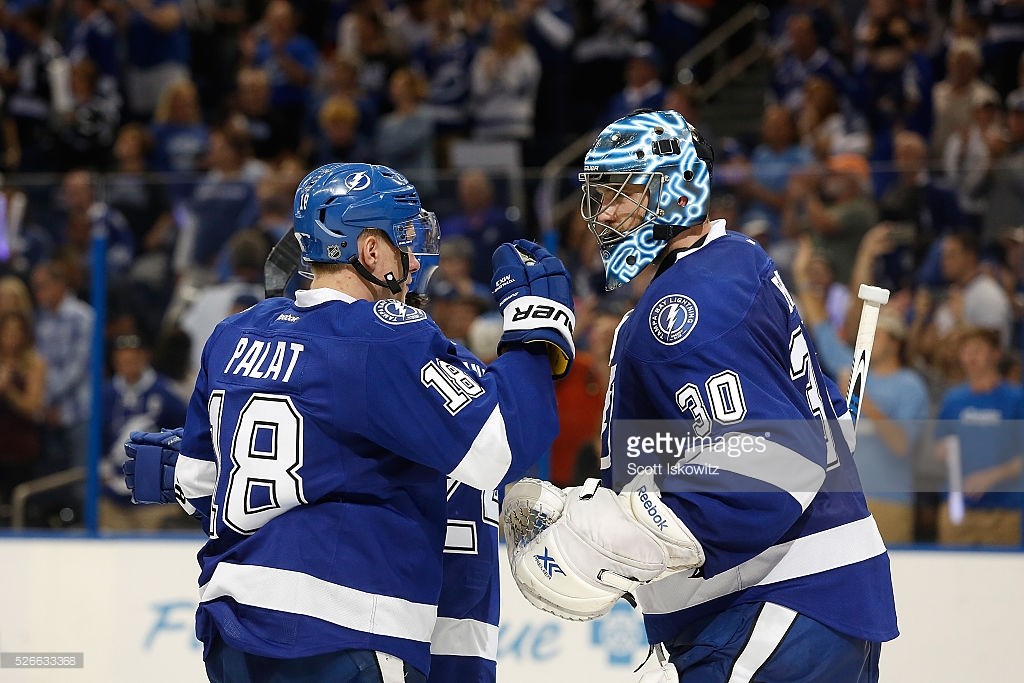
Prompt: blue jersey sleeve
<box><xmin>363</xmin><ymin>320</ymin><xmax>558</xmax><ymax>491</ymax></box>
<box><xmin>176</xmin><ymin>326</ymin><xmax>225</xmax><ymax>531</ymax></box>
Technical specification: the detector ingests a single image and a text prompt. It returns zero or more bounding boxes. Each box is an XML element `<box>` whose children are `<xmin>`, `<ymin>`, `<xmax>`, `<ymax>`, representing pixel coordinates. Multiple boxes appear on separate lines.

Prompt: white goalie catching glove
<box><xmin>502</xmin><ymin>476</ymin><xmax>704</xmax><ymax>621</ymax></box>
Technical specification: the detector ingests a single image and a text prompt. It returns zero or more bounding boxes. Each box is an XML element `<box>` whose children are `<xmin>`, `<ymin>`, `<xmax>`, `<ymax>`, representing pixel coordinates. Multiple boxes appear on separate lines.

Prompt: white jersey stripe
<box><xmin>430</xmin><ymin>616</ymin><xmax>499</xmax><ymax>660</ymax></box>
<box><xmin>681</xmin><ymin>434</ymin><xmax>826</xmax><ymax>511</ymax></box>
<box><xmin>726</xmin><ymin>603</ymin><xmax>797</xmax><ymax>683</ymax></box>
<box><xmin>375</xmin><ymin>652</ymin><xmax>406</xmax><ymax>683</ymax></box>
<box><xmin>449</xmin><ymin>406</ymin><xmax>513</xmax><ymax>491</ymax></box>
<box><xmin>198</xmin><ymin>563</ymin><xmax>437</xmax><ymax>643</ymax></box>
<box><xmin>175</xmin><ymin>454</ymin><xmax>217</xmax><ymax>499</ymax></box>
<box><xmin>637</xmin><ymin>516</ymin><xmax>886</xmax><ymax>614</ymax></box>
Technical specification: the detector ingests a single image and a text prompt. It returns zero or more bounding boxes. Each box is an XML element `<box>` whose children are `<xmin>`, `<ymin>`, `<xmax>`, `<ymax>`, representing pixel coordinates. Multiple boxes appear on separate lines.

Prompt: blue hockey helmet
<box><xmin>293</xmin><ymin>162</ymin><xmax>440</xmax><ymax>293</ymax></box>
<box><xmin>579</xmin><ymin>110</ymin><xmax>714</xmax><ymax>290</ymax></box>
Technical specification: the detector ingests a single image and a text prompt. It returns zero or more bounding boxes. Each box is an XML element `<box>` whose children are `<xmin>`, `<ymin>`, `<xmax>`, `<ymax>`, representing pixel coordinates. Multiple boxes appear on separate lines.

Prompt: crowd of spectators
<box><xmin>0</xmin><ymin>0</ymin><xmax>1022</xmax><ymax>544</ymax></box>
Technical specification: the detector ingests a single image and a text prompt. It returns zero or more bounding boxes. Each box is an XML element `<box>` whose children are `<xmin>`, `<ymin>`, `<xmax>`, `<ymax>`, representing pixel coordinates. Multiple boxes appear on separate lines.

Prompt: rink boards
<box><xmin>0</xmin><ymin>537</ymin><xmax>1020</xmax><ymax>681</ymax></box>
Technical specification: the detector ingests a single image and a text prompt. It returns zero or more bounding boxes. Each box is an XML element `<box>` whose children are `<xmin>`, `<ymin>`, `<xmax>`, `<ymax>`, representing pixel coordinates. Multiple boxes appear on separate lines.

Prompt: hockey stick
<box><xmin>264</xmin><ymin>228</ymin><xmax>302</xmax><ymax>298</ymax></box>
<box><xmin>846</xmin><ymin>284</ymin><xmax>891</xmax><ymax>430</ymax></box>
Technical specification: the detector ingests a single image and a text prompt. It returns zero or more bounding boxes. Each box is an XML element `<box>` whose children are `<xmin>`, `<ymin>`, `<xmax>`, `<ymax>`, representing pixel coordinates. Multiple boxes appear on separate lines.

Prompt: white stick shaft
<box><xmin>846</xmin><ymin>285</ymin><xmax>891</xmax><ymax>429</ymax></box>
<box><xmin>853</xmin><ymin>303</ymin><xmax>882</xmax><ymax>364</ymax></box>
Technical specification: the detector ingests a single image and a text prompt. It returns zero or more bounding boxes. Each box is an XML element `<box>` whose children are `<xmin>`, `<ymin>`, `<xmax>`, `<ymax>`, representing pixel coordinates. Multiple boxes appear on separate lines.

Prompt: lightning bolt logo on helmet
<box><xmin>344</xmin><ymin>171</ymin><xmax>371</xmax><ymax>192</ymax></box>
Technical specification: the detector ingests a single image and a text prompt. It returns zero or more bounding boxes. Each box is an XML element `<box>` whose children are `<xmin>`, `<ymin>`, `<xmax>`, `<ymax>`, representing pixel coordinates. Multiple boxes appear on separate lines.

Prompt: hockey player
<box><xmin>505</xmin><ymin>110</ymin><xmax>898</xmax><ymax>681</ymax></box>
<box><xmin>125</xmin><ymin>161</ymin><xmax>574</xmax><ymax>682</ymax></box>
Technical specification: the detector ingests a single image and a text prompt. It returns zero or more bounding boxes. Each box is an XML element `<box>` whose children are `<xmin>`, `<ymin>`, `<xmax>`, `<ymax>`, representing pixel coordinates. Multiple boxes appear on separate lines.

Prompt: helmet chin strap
<box><xmin>652</xmin><ymin>222</ymin><xmax>704</xmax><ymax>241</ymax></box>
<box><xmin>348</xmin><ymin>250</ymin><xmax>410</xmax><ymax>296</ymax></box>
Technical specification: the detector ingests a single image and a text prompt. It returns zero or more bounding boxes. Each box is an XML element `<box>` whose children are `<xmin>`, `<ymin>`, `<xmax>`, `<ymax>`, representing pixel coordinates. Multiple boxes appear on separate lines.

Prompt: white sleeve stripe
<box><xmin>199</xmin><ymin>562</ymin><xmax>436</xmax><ymax>643</ymax></box>
<box><xmin>449</xmin><ymin>406</ymin><xmax>513</xmax><ymax>491</ymax></box>
<box><xmin>637</xmin><ymin>515</ymin><xmax>887</xmax><ymax>614</ymax></box>
<box><xmin>175</xmin><ymin>454</ymin><xmax>217</xmax><ymax>500</ymax></box>
<box><xmin>430</xmin><ymin>617</ymin><xmax>499</xmax><ymax>660</ymax></box>
<box><xmin>727</xmin><ymin>603</ymin><xmax>798</xmax><ymax>683</ymax></box>
<box><xmin>684</xmin><ymin>434</ymin><xmax>826</xmax><ymax>511</ymax></box>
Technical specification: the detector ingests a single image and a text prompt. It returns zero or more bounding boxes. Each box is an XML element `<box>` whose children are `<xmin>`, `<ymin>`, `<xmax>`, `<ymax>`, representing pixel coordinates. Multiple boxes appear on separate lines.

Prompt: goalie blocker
<box><xmin>503</xmin><ymin>477</ymin><xmax>704</xmax><ymax>621</ymax></box>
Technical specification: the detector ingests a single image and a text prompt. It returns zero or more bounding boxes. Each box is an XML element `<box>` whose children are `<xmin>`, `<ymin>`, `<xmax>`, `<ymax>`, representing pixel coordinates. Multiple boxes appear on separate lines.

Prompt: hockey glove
<box><xmin>123</xmin><ymin>428</ymin><xmax>182</xmax><ymax>504</ymax></box>
<box><xmin>504</xmin><ymin>477</ymin><xmax>704</xmax><ymax>621</ymax></box>
<box><xmin>491</xmin><ymin>239</ymin><xmax>575</xmax><ymax>378</ymax></box>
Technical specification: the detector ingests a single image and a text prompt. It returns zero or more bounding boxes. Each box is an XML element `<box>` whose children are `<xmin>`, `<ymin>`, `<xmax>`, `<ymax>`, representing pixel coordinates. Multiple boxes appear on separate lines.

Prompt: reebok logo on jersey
<box><xmin>276</xmin><ymin>313</ymin><xmax>300</xmax><ymax>322</ymax></box>
<box><xmin>373</xmin><ymin>299</ymin><xmax>427</xmax><ymax>325</ymax></box>
<box><xmin>649</xmin><ymin>294</ymin><xmax>698</xmax><ymax>345</ymax></box>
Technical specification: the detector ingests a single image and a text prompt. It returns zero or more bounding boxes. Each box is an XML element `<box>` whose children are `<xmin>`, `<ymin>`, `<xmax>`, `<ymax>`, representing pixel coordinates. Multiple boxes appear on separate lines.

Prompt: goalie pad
<box><xmin>503</xmin><ymin>479</ymin><xmax>669</xmax><ymax>621</ymax></box>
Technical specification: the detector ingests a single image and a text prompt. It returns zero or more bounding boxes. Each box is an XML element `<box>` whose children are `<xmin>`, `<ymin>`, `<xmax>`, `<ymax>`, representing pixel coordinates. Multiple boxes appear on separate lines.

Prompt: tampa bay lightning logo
<box><xmin>373</xmin><ymin>299</ymin><xmax>427</xmax><ymax>325</ymax></box>
<box><xmin>344</xmin><ymin>171</ymin><xmax>372</xmax><ymax>192</ymax></box>
<box><xmin>649</xmin><ymin>294</ymin><xmax>698</xmax><ymax>345</ymax></box>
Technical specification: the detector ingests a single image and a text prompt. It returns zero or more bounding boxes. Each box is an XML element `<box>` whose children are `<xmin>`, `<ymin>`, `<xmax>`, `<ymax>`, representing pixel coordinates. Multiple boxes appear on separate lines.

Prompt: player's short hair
<box><xmin>308</xmin><ymin>229</ymin><xmax>391</xmax><ymax>276</ymax></box>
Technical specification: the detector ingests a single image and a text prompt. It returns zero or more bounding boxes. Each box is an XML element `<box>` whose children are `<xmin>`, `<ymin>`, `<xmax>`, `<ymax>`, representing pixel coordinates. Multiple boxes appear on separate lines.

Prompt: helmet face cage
<box><xmin>579</xmin><ymin>110</ymin><xmax>713</xmax><ymax>290</ymax></box>
<box><xmin>579</xmin><ymin>171</ymin><xmax>664</xmax><ymax>250</ymax></box>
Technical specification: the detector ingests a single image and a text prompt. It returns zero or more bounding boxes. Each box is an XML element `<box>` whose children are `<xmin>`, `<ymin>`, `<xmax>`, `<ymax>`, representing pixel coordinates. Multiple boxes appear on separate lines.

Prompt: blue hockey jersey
<box><xmin>429</xmin><ymin>479</ymin><xmax>500</xmax><ymax>683</ymax></box>
<box><xmin>600</xmin><ymin>221</ymin><xmax>898</xmax><ymax>645</ymax></box>
<box><xmin>174</xmin><ymin>288</ymin><xmax>557</xmax><ymax>675</ymax></box>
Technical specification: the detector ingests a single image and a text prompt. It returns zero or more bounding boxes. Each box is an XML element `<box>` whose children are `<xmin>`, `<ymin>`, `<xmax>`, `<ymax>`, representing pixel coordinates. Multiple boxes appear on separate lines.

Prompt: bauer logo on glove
<box><xmin>509</xmin><ymin>301</ymin><xmax>575</xmax><ymax>334</ymax></box>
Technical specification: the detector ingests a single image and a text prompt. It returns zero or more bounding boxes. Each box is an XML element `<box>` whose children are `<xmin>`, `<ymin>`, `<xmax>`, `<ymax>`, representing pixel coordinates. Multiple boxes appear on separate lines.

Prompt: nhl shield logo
<box><xmin>649</xmin><ymin>294</ymin><xmax>698</xmax><ymax>345</ymax></box>
<box><xmin>327</xmin><ymin>244</ymin><xmax>342</xmax><ymax>260</ymax></box>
